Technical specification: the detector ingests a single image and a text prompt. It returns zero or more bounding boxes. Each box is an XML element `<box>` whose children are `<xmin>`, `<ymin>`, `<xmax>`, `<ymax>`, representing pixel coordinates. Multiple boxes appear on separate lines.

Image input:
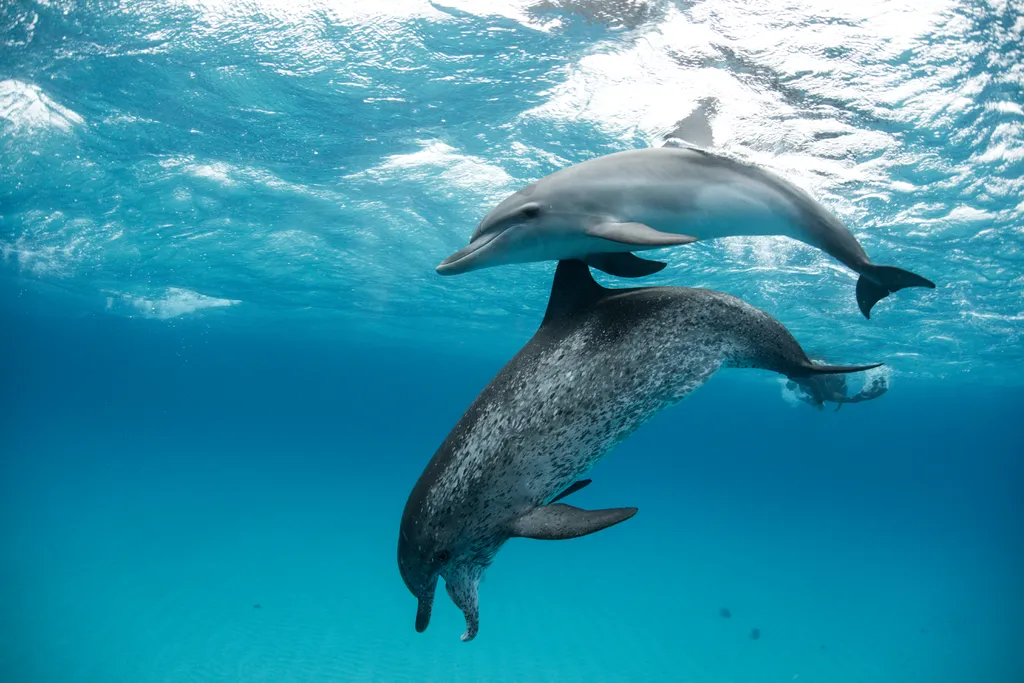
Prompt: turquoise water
<box><xmin>2</xmin><ymin>1</ymin><xmax>1022</xmax><ymax>682</ymax></box>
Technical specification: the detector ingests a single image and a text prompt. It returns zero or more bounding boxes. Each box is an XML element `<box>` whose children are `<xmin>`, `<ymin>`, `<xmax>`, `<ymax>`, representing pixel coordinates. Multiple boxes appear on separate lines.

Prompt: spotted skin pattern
<box><xmin>398</xmin><ymin>260</ymin><xmax>878</xmax><ymax>642</ymax></box>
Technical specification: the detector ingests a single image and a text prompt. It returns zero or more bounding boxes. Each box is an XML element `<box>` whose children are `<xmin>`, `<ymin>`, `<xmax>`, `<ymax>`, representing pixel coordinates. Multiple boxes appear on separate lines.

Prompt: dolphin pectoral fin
<box><xmin>445</xmin><ymin>574</ymin><xmax>480</xmax><ymax>642</ymax></box>
<box><xmin>509</xmin><ymin>503</ymin><xmax>637</xmax><ymax>541</ymax></box>
<box><xmin>583</xmin><ymin>252</ymin><xmax>667</xmax><ymax>278</ymax></box>
<box><xmin>460</xmin><ymin>611</ymin><xmax>478</xmax><ymax>642</ymax></box>
<box><xmin>549</xmin><ymin>479</ymin><xmax>592</xmax><ymax>503</ymax></box>
<box><xmin>584</xmin><ymin>221</ymin><xmax>698</xmax><ymax>248</ymax></box>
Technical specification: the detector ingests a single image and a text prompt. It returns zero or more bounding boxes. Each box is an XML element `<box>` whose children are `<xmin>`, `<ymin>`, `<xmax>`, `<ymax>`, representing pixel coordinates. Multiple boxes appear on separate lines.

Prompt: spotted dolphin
<box><xmin>435</xmin><ymin>146</ymin><xmax>935</xmax><ymax>318</ymax></box>
<box><xmin>398</xmin><ymin>259</ymin><xmax>882</xmax><ymax>642</ymax></box>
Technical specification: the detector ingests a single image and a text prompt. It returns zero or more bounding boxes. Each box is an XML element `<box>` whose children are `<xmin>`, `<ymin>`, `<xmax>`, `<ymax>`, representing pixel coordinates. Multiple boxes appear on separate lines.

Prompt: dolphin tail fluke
<box><xmin>584</xmin><ymin>252</ymin><xmax>666</xmax><ymax>278</ymax></box>
<box><xmin>856</xmin><ymin>265</ymin><xmax>936</xmax><ymax>318</ymax></box>
<box><xmin>794</xmin><ymin>362</ymin><xmax>883</xmax><ymax>378</ymax></box>
<box><xmin>509</xmin><ymin>503</ymin><xmax>637</xmax><ymax>540</ymax></box>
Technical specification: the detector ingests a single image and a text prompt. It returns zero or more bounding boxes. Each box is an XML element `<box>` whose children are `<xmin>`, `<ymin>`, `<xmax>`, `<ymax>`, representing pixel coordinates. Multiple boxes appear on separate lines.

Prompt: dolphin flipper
<box><xmin>444</xmin><ymin>571</ymin><xmax>481</xmax><ymax>643</ymax></box>
<box><xmin>856</xmin><ymin>265</ymin><xmax>936</xmax><ymax>318</ymax></box>
<box><xmin>584</xmin><ymin>252</ymin><xmax>667</xmax><ymax>278</ymax></box>
<box><xmin>549</xmin><ymin>479</ymin><xmax>592</xmax><ymax>503</ymax></box>
<box><xmin>585</xmin><ymin>221</ymin><xmax>698</xmax><ymax>248</ymax></box>
<box><xmin>509</xmin><ymin>503</ymin><xmax>637</xmax><ymax>541</ymax></box>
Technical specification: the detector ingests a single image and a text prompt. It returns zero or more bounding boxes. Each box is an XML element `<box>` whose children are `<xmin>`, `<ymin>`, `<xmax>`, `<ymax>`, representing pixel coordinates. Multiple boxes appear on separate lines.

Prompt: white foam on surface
<box><xmin>368</xmin><ymin>140</ymin><xmax>516</xmax><ymax>201</ymax></box>
<box><xmin>0</xmin><ymin>80</ymin><xmax>85</xmax><ymax>132</ymax></box>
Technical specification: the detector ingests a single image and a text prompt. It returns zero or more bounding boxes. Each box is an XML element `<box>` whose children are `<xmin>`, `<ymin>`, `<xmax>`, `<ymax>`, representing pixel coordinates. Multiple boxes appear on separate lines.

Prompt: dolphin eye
<box><xmin>519</xmin><ymin>204</ymin><xmax>541</xmax><ymax>219</ymax></box>
<box><xmin>437</xmin><ymin>550</ymin><xmax>452</xmax><ymax>563</ymax></box>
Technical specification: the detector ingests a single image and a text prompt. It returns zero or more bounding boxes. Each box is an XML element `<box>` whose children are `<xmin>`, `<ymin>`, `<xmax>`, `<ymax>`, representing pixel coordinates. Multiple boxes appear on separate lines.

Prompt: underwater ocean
<box><xmin>2</xmin><ymin>1</ymin><xmax>1023</xmax><ymax>682</ymax></box>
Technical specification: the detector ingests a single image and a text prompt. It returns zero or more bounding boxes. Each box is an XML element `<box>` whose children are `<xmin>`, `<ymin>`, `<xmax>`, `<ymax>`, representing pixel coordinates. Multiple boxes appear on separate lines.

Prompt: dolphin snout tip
<box><xmin>435</xmin><ymin>251</ymin><xmax>475</xmax><ymax>275</ymax></box>
<box><xmin>435</xmin><ymin>260</ymin><xmax>459</xmax><ymax>275</ymax></box>
<box><xmin>414</xmin><ymin>588</ymin><xmax>436</xmax><ymax>633</ymax></box>
<box><xmin>435</xmin><ymin>231</ymin><xmax>502</xmax><ymax>276</ymax></box>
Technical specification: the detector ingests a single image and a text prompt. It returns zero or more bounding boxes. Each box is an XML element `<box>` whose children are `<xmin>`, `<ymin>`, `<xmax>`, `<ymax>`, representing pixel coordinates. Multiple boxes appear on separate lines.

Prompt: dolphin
<box><xmin>435</xmin><ymin>146</ymin><xmax>936</xmax><ymax>318</ymax></box>
<box><xmin>398</xmin><ymin>259</ymin><xmax>882</xmax><ymax>642</ymax></box>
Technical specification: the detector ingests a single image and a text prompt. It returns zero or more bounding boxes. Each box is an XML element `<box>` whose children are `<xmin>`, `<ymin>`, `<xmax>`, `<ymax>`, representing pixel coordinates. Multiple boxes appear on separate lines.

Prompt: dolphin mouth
<box><xmin>436</xmin><ymin>230</ymin><xmax>501</xmax><ymax>275</ymax></box>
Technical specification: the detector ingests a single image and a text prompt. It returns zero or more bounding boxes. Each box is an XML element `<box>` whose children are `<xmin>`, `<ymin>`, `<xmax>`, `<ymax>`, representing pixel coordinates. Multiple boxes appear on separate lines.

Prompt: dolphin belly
<box><xmin>628</xmin><ymin>176</ymin><xmax>809</xmax><ymax>244</ymax></box>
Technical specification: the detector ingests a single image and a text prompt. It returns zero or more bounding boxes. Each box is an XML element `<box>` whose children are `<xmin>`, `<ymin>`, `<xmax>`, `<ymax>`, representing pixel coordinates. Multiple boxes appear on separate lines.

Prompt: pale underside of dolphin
<box><xmin>398</xmin><ymin>259</ymin><xmax>882</xmax><ymax>642</ymax></box>
<box><xmin>436</xmin><ymin>145</ymin><xmax>935</xmax><ymax>318</ymax></box>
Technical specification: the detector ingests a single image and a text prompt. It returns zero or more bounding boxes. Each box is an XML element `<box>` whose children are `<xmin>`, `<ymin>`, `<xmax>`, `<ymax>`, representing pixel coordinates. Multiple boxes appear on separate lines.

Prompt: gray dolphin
<box><xmin>436</xmin><ymin>146</ymin><xmax>935</xmax><ymax>318</ymax></box>
<box><xmin>398</xmin><ymin>259</ymin><xmax>882</xmax><ymax>642</ymax></box>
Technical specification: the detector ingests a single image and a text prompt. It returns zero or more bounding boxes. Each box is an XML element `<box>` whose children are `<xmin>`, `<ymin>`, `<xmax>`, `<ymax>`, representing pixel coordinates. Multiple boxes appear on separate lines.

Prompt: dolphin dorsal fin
<box><xmin>541</xmin><ymin>259</ymin><xmax>608</xmax><ymax>327</ymax></box>
<box><xmin>662</xmin><ymin>97</ymin><xmax>717</xmax><ymax>150</ymax></box>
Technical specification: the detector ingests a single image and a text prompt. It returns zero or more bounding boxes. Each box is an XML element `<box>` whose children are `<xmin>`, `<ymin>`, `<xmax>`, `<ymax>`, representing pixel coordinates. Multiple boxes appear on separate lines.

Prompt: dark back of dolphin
<box><xmin>541</xmin><ymin>260</ymin><xmax>881</xmax><ymax>379</ymax></box>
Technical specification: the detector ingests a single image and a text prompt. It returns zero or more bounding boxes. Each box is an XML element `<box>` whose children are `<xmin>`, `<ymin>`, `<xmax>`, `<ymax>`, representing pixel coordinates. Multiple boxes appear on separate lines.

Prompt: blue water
<box><xmin>2</xmin><ymin>1</ymin><xmax>1023</xmax><ymax>682</ymax></box>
